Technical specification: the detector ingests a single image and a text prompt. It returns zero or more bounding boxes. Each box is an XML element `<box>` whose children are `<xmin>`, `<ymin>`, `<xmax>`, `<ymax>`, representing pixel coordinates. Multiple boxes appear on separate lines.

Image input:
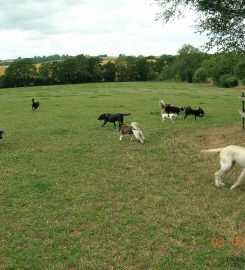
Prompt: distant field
<box><xmin>0</xmin><ymin>65</ymin><xmax>7</xmax><ymax>75</ymax></box>
<box><xmin>0</xmin><ymin>82</ymin><xmax>245</xmax><ymax>269</ymax></box>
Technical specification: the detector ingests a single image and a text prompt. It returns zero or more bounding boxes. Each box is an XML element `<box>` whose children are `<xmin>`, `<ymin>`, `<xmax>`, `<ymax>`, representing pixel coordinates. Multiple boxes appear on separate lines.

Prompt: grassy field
<box><xmin>0</xmin><ymin>82</ymin><xmax>245</xmax><ymax>269</ymax></box>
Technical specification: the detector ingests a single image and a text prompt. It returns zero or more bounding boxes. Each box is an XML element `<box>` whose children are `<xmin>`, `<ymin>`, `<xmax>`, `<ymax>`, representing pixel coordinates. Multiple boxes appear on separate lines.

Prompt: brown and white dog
<box><xmin>118</xmin><ymin>122</ymin><xmax>145</xmax><ymax>143</ymax></box>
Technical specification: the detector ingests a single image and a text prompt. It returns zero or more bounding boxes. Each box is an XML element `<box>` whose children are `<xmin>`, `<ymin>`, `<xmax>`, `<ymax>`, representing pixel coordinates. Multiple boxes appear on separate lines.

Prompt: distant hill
<box><xmin>0</xmin><ymin>54</ymin><xmax>71</xmax><ymax>66</ymax></box>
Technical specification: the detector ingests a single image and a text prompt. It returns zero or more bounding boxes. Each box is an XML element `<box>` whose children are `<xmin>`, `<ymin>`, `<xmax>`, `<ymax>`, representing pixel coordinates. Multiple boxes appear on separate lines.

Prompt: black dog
<box><xmin>32</xmin><ymin>98</ymin><xmax>40</xmax><ymax>111</ymax></box>
<box><xmin>184</xmin><ymin>106</ymin><xmax>205</xmax><ymax>119</ymax></box>
<box><xmin>0</xmin><ymin>130</ymin><xmax>5</xmax><ymax>139</ymax></box>
<box><xmin>98</xmin><ymin>113</ymin><xmax>131</xmax><ymax>127</ymax></box>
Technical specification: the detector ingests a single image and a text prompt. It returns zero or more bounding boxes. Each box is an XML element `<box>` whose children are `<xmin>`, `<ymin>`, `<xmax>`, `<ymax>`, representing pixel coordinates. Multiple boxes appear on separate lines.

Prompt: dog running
<box><xmin>161</xmin><ymin>112</ymin><xmax>179</xmax><ymax>123</ymax></box>
<box><xmin>201</xmin><ymin>145</ymin><xmax>245</xmax><ymax>190</ymax></box>
<box><xmin>184</xmin><ymin>106</ymin><xmax>204</xmax><ymax>119</ymax></box>
<box><xmin>32</xmin><ymin>98</ymin><xmax>40</xmax><ymax>111</ymax></box>
<box><xmin>98</xmin><ymin>113</ymin><xmax>131</xmax><ymax>127</ymax></box>
<box><xmin>0</xmin><ymin>130</ymin><xmax>4</xmax><ymax>140</ymax></box>
<box><xmin>118</xmin><ymin>122</ymin><xmax>145</xmax><ymax>143</ymax></box>
<box><xmin>159</xmin><ymin>100</ymin><xmax>184</xmax><ymax>115</ymax></box>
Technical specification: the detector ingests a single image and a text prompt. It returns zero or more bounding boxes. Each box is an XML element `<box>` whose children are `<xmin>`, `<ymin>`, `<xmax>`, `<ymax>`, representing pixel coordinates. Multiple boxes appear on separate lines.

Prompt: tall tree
<box><xmin>4</xmin><ymin>58</ymin><xmax>37</xmax><ymax>87</ymax></box>
<box><xmin>102</xmin><ymin>61</ymin><xmax>116</xmax><ymax>82</ymax></box>
<box><xmin>154</xmin><ymin>0</ymin><xmax>245</xmax><ymax>53</ymax></box>
<box><xmin>173</xmin><ymin>44</ymin><xmax>206</xmax><ymax>82</ymax></box>
<box><xmin>135</xmin><ymin>57</ymin><xmax>149</xmax><ymax>81</ymax></box>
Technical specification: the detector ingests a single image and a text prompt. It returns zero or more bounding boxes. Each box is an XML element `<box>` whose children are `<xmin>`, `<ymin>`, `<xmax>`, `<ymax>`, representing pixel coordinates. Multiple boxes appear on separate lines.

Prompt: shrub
<box><xmin>218</xmin><ymin>74</ymin><xmax>239</xmax><ymax>88</ymax></box>
<box><xmin>193</xmin><ymin>67</ymin><xmax>208</xmax><ymax>83</ymax></box>
<box><xmin>235</xmin><ymin>61</ymin><xmax>245</xmax><ymax>80</ymax></box>
<box><xmin>202</xmin><ymin>53</ymin><xmax>239</xmax><ymax>86</ymax></box>
<box><xmin>157</xmin><ymin>64</ymin><xmax>174</xmax><ymax>81</ymax></box>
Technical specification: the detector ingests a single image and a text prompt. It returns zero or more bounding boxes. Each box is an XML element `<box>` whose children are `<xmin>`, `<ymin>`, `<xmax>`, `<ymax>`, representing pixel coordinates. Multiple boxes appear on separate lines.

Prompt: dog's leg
<box><xmin>230</xmin><ymin>168</ymin><xmax>245</xmax><ymax>190</ymax></box>
<box><xmin>130</xmin><ymin>135</ymin><xmax>134</xmax><ymax>141</ymax></box>
<box><xmin>101</xmin><ymin>121</ymin><xmax>107</xmax><ymax>127</ymax></box>
<box><xmin>215</xmin><ymin>171</ymin><xmax>225</xmax><ymax>187</ymax></box>
<box><xmin>215</xmin><ymin>160</ymin><xmax>233</xmax><ymax>187</ymax></box>
<box><xmin>139</xmin><ymin>133</ymin><xmax>144</xmax><ymax>143</ymax></box>
<box><xmin>119</xmin><ymin>135</ymin><xmax>123</xmax><ymax>141</ymax></box>
<box><xmin>171</xmin><ymin>118</ymin><xmax>174</xmax><ymax>124</ymax></box>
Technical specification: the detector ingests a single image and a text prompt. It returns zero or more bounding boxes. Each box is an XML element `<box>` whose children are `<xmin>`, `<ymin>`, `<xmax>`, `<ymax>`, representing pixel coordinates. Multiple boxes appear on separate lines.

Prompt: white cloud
<box><xmin>0</xmin><ymin>0</ymin><xmax>208</xmax><ymax>59</ymax></box>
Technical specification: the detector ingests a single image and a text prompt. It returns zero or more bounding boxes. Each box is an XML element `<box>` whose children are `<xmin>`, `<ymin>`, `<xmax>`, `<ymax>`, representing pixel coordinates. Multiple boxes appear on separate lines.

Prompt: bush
<box><xmin>193</xmin><ymin>67</ymin><xmax>208</xmax><ymax>83</ymax></box>
<box><xmin>235</xmin><ymin>61</ymin><xmax>245</xmax><ymax>80</ymax></box>
<box><xmin>241</xmin><ymin>79</ymin><xmax>245</xmax><ymax>86</ymax></box>
<box><xmin>218</xmin><ymin>74</ymin><xmax>239</xmax><ymax>88</ymax></box>
<box><xmin>157</xmin><ymin>64</ymin><xmax>174</xmax><ymax>81</ymax></box>
<box><xmin>202</xmin><ymin>53</ymin><xmax>239</xmax><ymax>86</ymax></box>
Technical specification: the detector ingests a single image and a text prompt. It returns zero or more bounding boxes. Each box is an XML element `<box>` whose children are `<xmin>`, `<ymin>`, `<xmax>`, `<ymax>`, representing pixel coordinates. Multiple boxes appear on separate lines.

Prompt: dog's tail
<box><xmin>200</xmin><ymin>148</ymin><xmax>224</xmax><ymax>153</ymax></box>
<box><xmin>131</xmin><ymin>122</ymin><xmax>145</xmax><ymax>143</ymax></box>
<box><xmin>131</xmin><ymin>122</ymin><xmax>141</xmax><ymax>131</ymax></box>
<box><xmin>122</xmin><ymin>113</ymin><xmax>131</xmax><ymax>116</ymax></box>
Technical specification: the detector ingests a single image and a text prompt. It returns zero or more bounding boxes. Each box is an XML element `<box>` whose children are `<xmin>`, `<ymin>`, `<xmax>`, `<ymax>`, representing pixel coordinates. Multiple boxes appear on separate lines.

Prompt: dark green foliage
<box><xmin>158</xmin><ymin>64</ymin><xmax>175</xmax><ymax>81</ymax></box>
<box><xmin>173</xmin><ymin>44</ymin><xmax>207</xmax><ymax>83</ymax></box>
<box><xmin>218</xmin><ymin>74</ymin><xmax>239</xmax><ymax>88</ymax></box>
<box><xmin>154</xmin><ymin>0</ymin><xmax>245</xmax><ymax>53</ymax></box>
<box><xmin>154</xmin><ymin>54</ymin><xmax>176</xmax><ymax>73</ymax></box>
<box><xmin>114</xmin><ymin>56</ymin><xmax>150</xmax><ymax>82</ymax></box>
<box><xmin>102</xmin><ymin>61</ymin><xmax>116</xmax><ymax>82</ymax></box>
<box><xmin>0</xmin><ymin>50</ymin><xmax>243</xmax><ymax>88</ymax></box>
<box><xmin>235</xmin><ymin>61</ymin><xmax>245</xmax><ymax>80</ymax></box>
<box><xmin>193</xmin><ymin>67</ymin><xmax>208</xmax><ymax>83</ymax></box>
<box><xmin>38</xmin><ymin>62</ymin><xmax>62</xmax><ymax>85</ymax></box>
<box><xmin>3</xmin><ymin>58</ymin><xmax>37</xmax><ymax>87</ymax></box>
<box><xmin>202</xmin><ymin>53</ymin><xmax>239</xmax><ymax>85</ymax></box>
<box><xmin>135</xmin><ymin>57</ymin><xmax>149</xmax><ymax>81</ymax></box>
<box><xmin>115</xmin><ymin>56</ymin><xmax>130</xmax><ymax>81</ymax></box>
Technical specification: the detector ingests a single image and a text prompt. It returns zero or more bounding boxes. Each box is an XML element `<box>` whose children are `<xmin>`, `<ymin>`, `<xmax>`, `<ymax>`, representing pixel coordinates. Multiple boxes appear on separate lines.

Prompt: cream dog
<box><xmin>201</xmin><ymin>145</ymin><xmax>245</xmax><ymax>190</ymax></box>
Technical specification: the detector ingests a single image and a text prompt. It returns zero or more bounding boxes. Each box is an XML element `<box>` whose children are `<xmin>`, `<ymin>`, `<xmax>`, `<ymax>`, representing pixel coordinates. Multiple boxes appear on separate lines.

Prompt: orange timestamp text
<box><xmin>211</xmin><ymin>236</ymin><xmax>245</xmax><ymax>248</ymax></box>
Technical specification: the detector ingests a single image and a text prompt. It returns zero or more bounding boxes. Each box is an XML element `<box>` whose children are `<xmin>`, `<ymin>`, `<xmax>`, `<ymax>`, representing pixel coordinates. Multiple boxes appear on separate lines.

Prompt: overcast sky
<box><xmin>0</xmin><ymin>0</ymin><xmax>208</xmax><ymax>60</ymax></box>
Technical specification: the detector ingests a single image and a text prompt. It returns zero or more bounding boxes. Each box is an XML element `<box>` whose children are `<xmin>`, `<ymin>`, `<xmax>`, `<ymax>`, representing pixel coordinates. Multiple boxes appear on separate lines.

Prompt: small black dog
<box><xmin>184</xmin><ymin>106</ymin><xmax>205</xmax><ymax>119</ymax></box>
<box><xmin>0</xmin><ymin>130</ymin><xmax>5</xmax><ymax>139</ymax></box>
<box><xmin>32</xmin><ymin>98</ymin><xmax>40</xmax><ymax>111</ymax></box>
<box><xmin>98</xmin><ymin>113</ymin><xmax>131</xmax><ymax>127</ymax></box>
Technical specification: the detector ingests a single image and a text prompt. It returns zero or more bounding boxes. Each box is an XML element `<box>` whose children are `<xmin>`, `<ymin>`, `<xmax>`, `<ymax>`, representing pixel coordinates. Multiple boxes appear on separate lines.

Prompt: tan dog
<box><xmin>201</xmin><ymin>145</ymin><xmax>245</xmax><ymax>190</ymax></box>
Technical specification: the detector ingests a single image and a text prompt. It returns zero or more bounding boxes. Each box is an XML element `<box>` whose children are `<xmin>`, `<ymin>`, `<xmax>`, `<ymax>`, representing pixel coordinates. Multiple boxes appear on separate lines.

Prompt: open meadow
<box><xmin>0</xmin><ymin>81</ymin><xmax>245</xmax><ymax>269</ymax></box>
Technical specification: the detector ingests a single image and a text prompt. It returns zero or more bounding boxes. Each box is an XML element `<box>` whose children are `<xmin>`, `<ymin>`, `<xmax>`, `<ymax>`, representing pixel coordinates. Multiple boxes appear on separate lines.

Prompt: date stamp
<box><xmin>211</xmin><ymin>236</ymin><xmax>245</xmax><ymax>248</ymax></box>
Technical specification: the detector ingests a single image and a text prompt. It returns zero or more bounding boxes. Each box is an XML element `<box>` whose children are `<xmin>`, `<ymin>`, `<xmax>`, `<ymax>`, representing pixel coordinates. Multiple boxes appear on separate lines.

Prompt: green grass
<box><xmin>0</xmin><ymin>81</ymin><xmax>245</xmax><ymax>269</ymax></box>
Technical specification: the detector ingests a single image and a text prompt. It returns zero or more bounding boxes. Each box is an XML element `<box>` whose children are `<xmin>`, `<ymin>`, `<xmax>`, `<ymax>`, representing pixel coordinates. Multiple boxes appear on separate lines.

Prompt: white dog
<box><xmin>201</xmin><ymin>145</ymin><xmax>245</xmax><ymax>190</ymax></box>
<box><xmin>161</xmin><ymin>112</ymin><xmax>179</xmax><ymax>123</ymax></box>
<box><xmin>131</xmin><ymin>122</ymin><xmax>145</xmax><ymax>143</ymax></box>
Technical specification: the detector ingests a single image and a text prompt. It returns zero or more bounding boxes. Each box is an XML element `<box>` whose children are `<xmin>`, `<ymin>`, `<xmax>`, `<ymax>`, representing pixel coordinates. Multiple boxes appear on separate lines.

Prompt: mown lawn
<box><xmin>0</xmin><ymin>82</ymin><xmax>245</xmax><ymax>270</ymax></box>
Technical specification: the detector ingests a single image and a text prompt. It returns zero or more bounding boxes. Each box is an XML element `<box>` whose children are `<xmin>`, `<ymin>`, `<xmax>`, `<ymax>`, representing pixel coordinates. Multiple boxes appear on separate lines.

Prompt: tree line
<box><xmin>0</xmin><ymin>44</ymin><xmax>245</xmax><ymax>89</ymax></box>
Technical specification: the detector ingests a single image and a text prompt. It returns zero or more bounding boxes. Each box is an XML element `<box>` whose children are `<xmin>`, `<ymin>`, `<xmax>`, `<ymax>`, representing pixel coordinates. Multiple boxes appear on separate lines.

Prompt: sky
<box><xmin>0</xmin><ymin>0</ymin><xmax>208</xmax><ymax>60</ymax></box>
